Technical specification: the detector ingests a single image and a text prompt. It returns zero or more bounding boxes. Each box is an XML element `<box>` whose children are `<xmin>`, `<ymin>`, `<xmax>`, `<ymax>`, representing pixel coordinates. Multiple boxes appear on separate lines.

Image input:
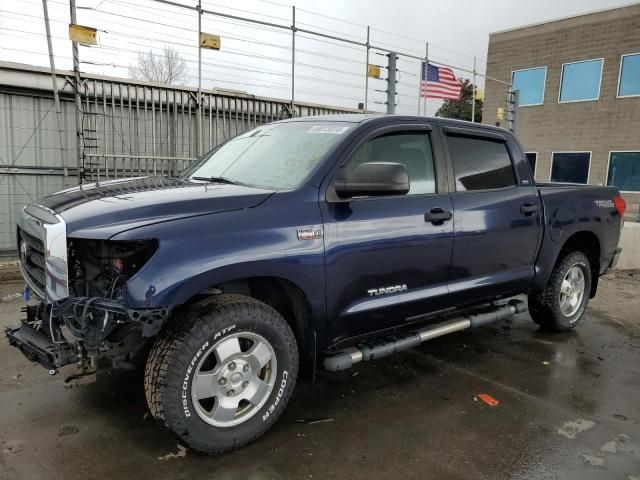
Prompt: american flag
<box><xmin>420</xmin><ymin>63</ymin><xmax>462</xmax><ymax>100</ymax></box>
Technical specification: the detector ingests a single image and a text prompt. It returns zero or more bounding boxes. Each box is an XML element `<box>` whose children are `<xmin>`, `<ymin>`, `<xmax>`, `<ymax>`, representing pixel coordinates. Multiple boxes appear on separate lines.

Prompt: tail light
<box><xmin>614</xmin><ymin>194</ymin><xmax>626</xmax><ymax>217</ymax></box>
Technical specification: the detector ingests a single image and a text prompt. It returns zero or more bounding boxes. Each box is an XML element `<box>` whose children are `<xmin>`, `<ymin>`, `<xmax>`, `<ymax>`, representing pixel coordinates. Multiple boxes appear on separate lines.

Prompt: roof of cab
<box><xmin>275</xmin><ymin>113</ymin><xmax>513</xmax><ymax>135</ymax></box>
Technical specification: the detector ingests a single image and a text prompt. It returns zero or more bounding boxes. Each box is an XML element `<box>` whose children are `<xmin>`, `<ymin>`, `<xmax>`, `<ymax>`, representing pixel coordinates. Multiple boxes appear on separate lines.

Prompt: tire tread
<box><xmin>143</xmin><ymin>294</ymin><xmax>298</xmax><ymax>454</ymax></box>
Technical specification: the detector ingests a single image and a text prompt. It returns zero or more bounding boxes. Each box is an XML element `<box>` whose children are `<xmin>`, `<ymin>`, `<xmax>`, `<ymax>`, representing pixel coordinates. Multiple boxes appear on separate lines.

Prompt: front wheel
<box><xmin>144</xmin><ymin>294</ymin><xmax>299</xmax><ymax>454</ymax></box>
<box><xmin>528</xmin><ymin>251</ymin><xmax>592</xmax><ymax>331</ymax></box>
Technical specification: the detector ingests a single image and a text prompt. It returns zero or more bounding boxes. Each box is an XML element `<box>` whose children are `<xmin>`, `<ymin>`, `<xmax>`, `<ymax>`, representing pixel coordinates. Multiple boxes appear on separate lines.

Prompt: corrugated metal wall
<box><xmin>0</xmin><ymin>63</ymin><xmax>354</xmax><ymax>254</ymax></box>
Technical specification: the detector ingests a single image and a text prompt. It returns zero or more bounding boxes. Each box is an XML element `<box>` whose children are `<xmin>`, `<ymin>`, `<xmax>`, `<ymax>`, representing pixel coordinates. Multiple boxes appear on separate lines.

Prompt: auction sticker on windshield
<box><xmin>307</xmin><ymin>125</ymin><xmax>350</xmax><ymax>134</ymax></box>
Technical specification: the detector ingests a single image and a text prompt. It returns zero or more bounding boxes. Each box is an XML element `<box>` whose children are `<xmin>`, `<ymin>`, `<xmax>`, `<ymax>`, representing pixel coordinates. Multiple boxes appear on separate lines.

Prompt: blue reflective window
<box><xmin>559</xmin><ymin>59</ymin><xmax>603</xmax><ymax>102</ymax></box>
<box><xmin>512</xmin><ymin>68</ymin><xmax>546</xmax><ymax>105</ymax></box>
<box><xmin>619</xmin><ymin>54</ymin><xmax>640</xmax><ymax>97</ymax></box>
<box><xmin>551</xmin><ymin>152</ymin><xmax>590</xmax><ymax>184</ymax></box>
<box><xmin>608</xmin><ymin>152</ymin><xmax>640</xmax><ymax>192</ymax></box>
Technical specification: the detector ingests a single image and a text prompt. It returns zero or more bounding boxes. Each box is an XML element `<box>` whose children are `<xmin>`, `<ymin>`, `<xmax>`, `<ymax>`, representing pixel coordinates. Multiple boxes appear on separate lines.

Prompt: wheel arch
<box><xmin>190</xmin><ymin>276</ymin><xmax>318</xmax><ymax>382</ymax></box>
<box><xmin>556</xmin><ymin>231</ymin><xmax>601</xmax><ymax>298</ymax></box>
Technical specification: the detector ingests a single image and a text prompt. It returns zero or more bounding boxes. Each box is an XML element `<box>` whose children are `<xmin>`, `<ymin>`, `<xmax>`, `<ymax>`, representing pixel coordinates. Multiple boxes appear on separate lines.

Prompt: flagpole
<box><xmin>423</xmin><ymin>43</ymin><xmax>429</xmax><ymax>116</ymax></box>
<box><xmin>417</xmin><ymin>60</ymin><xmax>423</xmax><ymax>115</ymax></box>
<box><xmin>471</xmin><ymin>56</ymin><xmax>477</xmax><ymax>123</ymax></box>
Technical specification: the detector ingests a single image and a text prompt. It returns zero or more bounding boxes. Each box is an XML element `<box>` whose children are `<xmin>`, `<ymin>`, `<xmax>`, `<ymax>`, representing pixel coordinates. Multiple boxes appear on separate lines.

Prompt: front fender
<box><xmin>110</xmin><ymin>188</ymin><xmax>326</xmax><ymax>317</ymax></box>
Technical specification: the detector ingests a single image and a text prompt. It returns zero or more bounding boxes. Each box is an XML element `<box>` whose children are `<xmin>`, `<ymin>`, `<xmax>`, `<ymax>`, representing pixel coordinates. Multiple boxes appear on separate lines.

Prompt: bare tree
<box><xmin>128</xmin><ymin>45</ymin><xmax>187</xmax><ymax>85</ymax></box>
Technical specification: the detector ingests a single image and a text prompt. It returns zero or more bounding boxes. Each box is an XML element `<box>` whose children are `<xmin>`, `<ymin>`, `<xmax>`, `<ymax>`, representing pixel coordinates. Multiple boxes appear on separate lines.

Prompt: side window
<box><xmin>447</xmin><ymin>135</ymin><xmax>516</xmax><ymax>191</ymax></box>
<box><xmin>345</xmin><ymin>132</ymin><xmax>436</xmax><ymax>195</ymax></box>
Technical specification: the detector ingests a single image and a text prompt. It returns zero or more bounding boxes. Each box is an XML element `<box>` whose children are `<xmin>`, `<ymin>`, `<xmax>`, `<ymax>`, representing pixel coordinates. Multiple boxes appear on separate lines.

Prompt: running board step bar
<box><xmin>323</xmin><ymin>299</ymin><xmax>527</xmax><ymax>371</ymax></box>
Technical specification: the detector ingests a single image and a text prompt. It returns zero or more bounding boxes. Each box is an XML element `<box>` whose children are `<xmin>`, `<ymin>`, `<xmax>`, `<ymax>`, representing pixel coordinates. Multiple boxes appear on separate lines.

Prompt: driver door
<box><xmin>320</xmin><ymin>123</ymin><xmax>453</xmax><ymax>344</ymax></box>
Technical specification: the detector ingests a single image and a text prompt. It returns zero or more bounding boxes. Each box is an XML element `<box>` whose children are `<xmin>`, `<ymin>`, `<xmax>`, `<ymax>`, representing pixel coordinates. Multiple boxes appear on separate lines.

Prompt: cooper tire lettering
<box><xmin>262</xmin><ymin>370</ymin><xmax>288</xmax><ymax>421</ymax></box>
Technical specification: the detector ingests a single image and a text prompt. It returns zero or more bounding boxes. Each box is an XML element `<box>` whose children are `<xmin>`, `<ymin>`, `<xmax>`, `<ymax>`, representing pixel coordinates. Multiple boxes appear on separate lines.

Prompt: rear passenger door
<box><xmin>442</xmin><ymin>126</ymin><xmax>541</xmax><ymax>305</ymax></box>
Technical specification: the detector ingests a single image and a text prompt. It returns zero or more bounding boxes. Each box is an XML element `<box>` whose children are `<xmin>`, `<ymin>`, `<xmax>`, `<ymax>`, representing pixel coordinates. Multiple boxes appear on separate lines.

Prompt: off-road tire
<box><xmin>528</xmin><ymin>251</ymin><xmax>592</xmax><ymax>331</ymax></box>
<box><xmin>144</xmin><ymin>294</ymin><xmax>298</xmax><ymax>454</ymax></box>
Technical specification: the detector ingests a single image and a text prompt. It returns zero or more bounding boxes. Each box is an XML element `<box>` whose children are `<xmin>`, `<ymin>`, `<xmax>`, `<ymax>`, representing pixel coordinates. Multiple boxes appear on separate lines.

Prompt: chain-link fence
<box><xmin>0</xmin><ymin>0</ymin><xmax>515</xmax><ymax>254</ymax></box>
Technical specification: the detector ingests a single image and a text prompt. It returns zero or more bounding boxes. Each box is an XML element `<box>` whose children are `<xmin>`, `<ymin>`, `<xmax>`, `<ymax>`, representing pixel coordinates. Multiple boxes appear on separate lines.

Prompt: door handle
<box><xmin>520</xmin><ymin>203</ymin><xmax>539</xmax><ymax>215</ymax></box>
<box><xmin>424</xmin><ymin>207</ymin><xmax>452</xmax><ymax>225</ymax></box>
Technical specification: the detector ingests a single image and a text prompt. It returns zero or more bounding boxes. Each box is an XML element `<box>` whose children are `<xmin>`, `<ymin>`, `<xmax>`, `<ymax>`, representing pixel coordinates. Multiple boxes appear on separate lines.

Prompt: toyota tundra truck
<box><xmin>6</xmin><ymin>115</ymin><xmax>625</xmax><ymax>453</ymax></box>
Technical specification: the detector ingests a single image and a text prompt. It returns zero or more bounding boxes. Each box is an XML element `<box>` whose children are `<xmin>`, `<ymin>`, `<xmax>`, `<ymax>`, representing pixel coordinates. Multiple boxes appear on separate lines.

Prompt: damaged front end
<box><xmin>6</xmin><ymin>205</ymin><xmax>166</xmax><ymax>382</ymax></box>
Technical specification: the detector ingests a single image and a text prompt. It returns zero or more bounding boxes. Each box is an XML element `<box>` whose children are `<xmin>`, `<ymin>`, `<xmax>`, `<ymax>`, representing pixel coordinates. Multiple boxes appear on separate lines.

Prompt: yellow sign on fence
<box><xmin>200</xmin><ymin>33</ymin><xmax>221</xmax><ymax>50</ymax></box>
<box><xmin>367</xmin><ymin>64</ymin><xmax>381</xmax><ymax>78</ymax></box>
<box><xmin>68</xmin><ymin>24</ymin><xmax>97</xmax><ymax>45</ymax></box>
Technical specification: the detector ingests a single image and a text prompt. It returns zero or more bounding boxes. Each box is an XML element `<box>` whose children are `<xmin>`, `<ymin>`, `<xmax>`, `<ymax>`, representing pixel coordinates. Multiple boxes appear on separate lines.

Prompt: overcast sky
<box><xmin>1</xmin><ymin>0</ymin><xmax>638</xmax><ymax>114</ymax></box>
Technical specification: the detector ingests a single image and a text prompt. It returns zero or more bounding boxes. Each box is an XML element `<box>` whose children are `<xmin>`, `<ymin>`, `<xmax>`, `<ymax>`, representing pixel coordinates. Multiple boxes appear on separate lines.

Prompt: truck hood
<box><xmin>38</xmin><ymin>176</ymin><xmax>274</xmax><ymax>239</ymax></box>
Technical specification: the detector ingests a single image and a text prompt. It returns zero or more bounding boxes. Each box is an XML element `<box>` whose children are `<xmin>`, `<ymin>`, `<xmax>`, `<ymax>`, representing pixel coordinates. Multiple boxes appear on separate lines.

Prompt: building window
<box><xmin>607</xmin><ymin>152</ymin><xmax>640</xmax><ymax>192</ymax></box>
<box><xmin>525</xmin><ymin>152</ymin><xmax>537</xmax><ymax>176</ymax></box>
<box><xmin>551</xmin><ymin>152</ymin><xmax>591</xmax><ymax>184</ymax></box>
<box><xmin>446</xmin><ymin>135</ymin><xmax>516</xmax><ymax>191</ymax></box>
<box><xmin>559</xmin><ymin>59</ymin><xmax>603</xmax><ymax>103</ymax></box>
<box><xmin>511</xmin><ymin>67</ymin><xmax>546</xmax><ymax>106</ymax></box>
<box><xmin>618</xmin><ymin>53</ymin><xmax>640</xmax><ymax>97</ymax></box>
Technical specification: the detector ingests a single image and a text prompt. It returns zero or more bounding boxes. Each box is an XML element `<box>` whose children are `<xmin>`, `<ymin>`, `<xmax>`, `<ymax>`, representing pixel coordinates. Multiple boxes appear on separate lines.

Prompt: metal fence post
<box><xmin>386</xmin><ymin>52</ymin><xmax>396</xmax><ymax>114</ymax></box>
<box><xmin>512</xmin><ymin>90</ymin><xmax>519</xmax><ymax>134</ymax></box>
<box><xmin>506</xmin><ymin>88</ymin><xmax>519</xmax><ymax>134</ymax></box>
<box><xmin>364</xmin><ymin>26</ymin><xmax>370</xmax><ymax>113</ymax></box>
<box><xmin>423</xmin><ymin>43</ymin><xmax>428</xmax><ymax>116</ymax></box>
<box><xmin>416</xmin><ymin>60</ymin><xmax>422</xmax><ymax>115</ymax></box>
<box><xmin>291</xmin><ymin>6</ymin><xmax>296</xmax><ymax>117</ymax></box>
<box><xmin>196</xmin><ymin>0</ymin><xmax>203</xmax><ymax>156</ymax></box>
<box><xmin>69</xmin><ymin>0</ymin><xmax>83</xmax><ymax>184</ymax></box>
<box><xmin>42</xmin><ymin>0</ymin><xmax>66</xmax><ymax>165</ymax></box>
<box><xmin>471</xmin><ymin>56</ymin><xmax>476</xmax><ymax>123</ymax></box>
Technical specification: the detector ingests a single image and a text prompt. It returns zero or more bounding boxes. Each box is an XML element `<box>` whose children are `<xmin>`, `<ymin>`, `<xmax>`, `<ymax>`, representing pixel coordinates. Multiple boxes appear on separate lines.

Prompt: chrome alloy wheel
<box><xmin>559</xmin><ymin>265</ymin><xmax>585</xmax><ymax>318</ymax></box>
<box><xmin>191</xmin><ymin>332</ymin><xmax>277</xmax><ymax>427</ymax></box>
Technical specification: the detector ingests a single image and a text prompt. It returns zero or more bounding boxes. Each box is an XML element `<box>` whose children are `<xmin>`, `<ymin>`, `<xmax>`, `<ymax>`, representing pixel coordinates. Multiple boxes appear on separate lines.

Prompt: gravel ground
<box><xmin>0</xmin><ymin>270</ymin><xmax>638</xmax><ymax>480</ymax></box>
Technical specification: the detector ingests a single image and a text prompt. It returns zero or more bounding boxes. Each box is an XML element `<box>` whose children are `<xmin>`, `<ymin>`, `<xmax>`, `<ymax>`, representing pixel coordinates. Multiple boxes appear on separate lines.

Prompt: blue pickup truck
<box><xmin>7</xmin><ymin>115</ymin><xmax>625</xmax><ymax>453</ymax></box>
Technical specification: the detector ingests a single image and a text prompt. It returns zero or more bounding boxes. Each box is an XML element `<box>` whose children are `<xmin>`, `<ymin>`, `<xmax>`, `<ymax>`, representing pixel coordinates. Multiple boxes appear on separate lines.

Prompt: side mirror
<box><xmin>334</xmin><ymin>162</ymin><xmax>410</xmax><ymax>198</ymax></box>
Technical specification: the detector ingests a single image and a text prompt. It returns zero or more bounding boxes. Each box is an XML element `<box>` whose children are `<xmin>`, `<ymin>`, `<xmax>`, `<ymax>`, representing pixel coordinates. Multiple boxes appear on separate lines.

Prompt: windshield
<box><xmin>183</xmin><ymin>122</ymin><xmax>354</xmax><ymax>190</ymax></box>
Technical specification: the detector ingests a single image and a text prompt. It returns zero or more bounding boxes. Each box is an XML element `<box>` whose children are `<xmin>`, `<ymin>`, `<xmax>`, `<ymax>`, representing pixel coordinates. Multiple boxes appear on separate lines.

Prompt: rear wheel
<box><xmin>528</xmin><ymin>251</ymin><xmax>592</xmax><ymax>331</ymax></box>
<box><xmin>144</xmin><ymin>294</ymin><xmax>298</xmax><ymax>454</ymax></box>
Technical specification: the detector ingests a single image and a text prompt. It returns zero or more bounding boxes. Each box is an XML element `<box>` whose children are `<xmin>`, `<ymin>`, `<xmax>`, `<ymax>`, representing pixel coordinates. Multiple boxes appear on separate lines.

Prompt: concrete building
<box><xmin>484</xmin><ymin>3</ymin><xmax>640</xmax><ymax>217</ymax></box>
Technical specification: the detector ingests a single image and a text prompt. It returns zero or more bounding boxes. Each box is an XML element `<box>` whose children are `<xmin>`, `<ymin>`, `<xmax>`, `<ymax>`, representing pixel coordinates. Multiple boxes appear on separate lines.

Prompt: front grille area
<box><xmin>18</xmin><ymin>227</ymin><xmax>47</xmax><ymax>295</ymax></box>
<box><xmin>17</xmin><ymin>205</ymin><xmax>69</xmax><ymax>302</ymax></box>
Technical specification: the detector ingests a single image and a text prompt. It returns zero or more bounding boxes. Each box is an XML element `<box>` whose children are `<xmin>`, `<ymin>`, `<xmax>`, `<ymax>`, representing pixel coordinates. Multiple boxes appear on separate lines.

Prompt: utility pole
<box><xmin>386</xmin><ymin>52</ymin><xmax>397</xmax><ymax>114</ymax></box>
<box><xmin>196</xmin><ymin>0</ymin><xmax>203</xmax><ymax>156</ymax></box>
<box><xmin>69</xmin><ymin>0</ymin><xmax>83</xmax><ymax>184</ymax></box>
<box><xmin>291</xmin><ymin>6</ymin><xmax>296</xmax><ymax>117</ymax></box>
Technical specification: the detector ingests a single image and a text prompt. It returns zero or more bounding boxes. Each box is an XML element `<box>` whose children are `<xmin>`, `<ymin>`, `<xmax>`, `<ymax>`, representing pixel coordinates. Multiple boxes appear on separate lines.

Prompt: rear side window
<box><xmin>447</xmin><ymin>135</ymin><xmax>516</xmax><ymax>191</ymax></box>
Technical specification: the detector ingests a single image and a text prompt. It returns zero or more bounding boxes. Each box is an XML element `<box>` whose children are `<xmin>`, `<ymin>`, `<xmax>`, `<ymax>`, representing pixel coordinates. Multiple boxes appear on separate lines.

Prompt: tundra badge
<box><xmin>368</xmin><ymin>284</ymin><xmax>408</xmax><ymax>296</ymax></box>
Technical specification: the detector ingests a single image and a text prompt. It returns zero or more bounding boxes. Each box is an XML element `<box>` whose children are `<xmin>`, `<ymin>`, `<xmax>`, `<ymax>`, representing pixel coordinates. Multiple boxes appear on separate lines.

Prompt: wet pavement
<box><xmin>0</xmin><ymin>274</ymin><xmax>639</xmax><ymax>480</ymax></box>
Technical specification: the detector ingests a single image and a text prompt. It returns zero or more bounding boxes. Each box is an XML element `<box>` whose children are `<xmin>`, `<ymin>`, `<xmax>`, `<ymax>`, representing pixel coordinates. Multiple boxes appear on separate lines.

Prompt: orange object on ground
<box><xmin>477</xmin><ymin>393</ymin><xmax>499</xmax><ymax>407</ymax></box>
